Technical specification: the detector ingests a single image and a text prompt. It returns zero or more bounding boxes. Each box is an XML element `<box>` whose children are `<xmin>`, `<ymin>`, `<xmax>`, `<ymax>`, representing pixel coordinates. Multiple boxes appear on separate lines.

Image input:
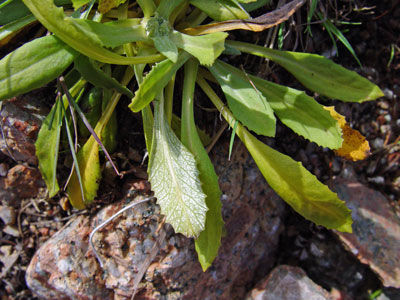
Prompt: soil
<box><xmin>0</xmin><ymin>0</ymin><xmax>399</xmax><ymax>299</ymax></box>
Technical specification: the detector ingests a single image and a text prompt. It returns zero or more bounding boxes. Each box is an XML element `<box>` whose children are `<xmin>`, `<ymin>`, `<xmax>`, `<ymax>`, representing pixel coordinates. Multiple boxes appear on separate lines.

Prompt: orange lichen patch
<box><xmin>324</xmin><ymin>106</ymin><xmax>370</xmax><ymax>161</ymax></box>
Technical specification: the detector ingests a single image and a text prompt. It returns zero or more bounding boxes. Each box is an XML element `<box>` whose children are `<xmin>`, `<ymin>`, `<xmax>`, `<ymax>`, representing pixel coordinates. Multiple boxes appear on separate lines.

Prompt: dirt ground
<box><xmin>0</xmin><ymin>0</ymin><xmax>399</xmax><ymax>299</ymax></box>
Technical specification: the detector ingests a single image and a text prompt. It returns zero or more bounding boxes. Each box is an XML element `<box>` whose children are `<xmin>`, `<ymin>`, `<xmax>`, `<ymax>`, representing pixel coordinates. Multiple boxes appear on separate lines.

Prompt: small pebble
<box><xmin>3</xmin><ymin>225</ymin><xmax>20</xmax><ymax>237</ymax></box>
<box><xmin>382</xmin><ymin>88</ymin><xmax>394</xmax><ymax>100</ymax></box>
<box><xmin>0</xmin><ymin>206</ymin><xmax>16</xmax><ymax>225</ymax></box>
<box><xmin>368</xmin><ymin>176</ymin><xmax>385</xmax><ymax>185</ymax></box>
<box><xmin>0</xmin><ymin>163</ymin><xmax>8</xmax><ymax>177</ymax></box>
<box><xmin>371</xmin><ymin>138</ymin><xmax>384</xmax><ymax>150</ymax></box>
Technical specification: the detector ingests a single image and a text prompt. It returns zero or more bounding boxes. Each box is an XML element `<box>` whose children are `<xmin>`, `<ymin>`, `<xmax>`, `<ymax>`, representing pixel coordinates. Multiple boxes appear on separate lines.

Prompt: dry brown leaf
<box><xmin>324</xmin><ymin>106</ymin><xmax>370</xmax><ymax>161</ymax></box>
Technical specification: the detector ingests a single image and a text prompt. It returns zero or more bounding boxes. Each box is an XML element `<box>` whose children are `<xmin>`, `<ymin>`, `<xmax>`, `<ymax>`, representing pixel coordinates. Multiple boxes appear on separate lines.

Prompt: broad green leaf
<box><xmin>241</xmin><ymin>0</ymin><xmax>271</xmax><ymax>11</ymax></box>
<box><xmin>71</xmin><ymin>0</ymin><xmax>90</xmax><ymax>9</ymax></box>
<box><xmin>170</xmin><ymin>31</ymin><xmax>228</xmax><ymax>66</ymax></box>
<box><xmin>0</xmin><ymin>14</ymin><xmax>36</xmax><ymax>43</ymax></box>
<box><xmin>209</xmin><ymin>60</ymin><xmax>276</xmax><ymax>137</ymax></box>
<box><xmin>227</xmin><ymin>40</ymin><xmax>384</xmax><ymax>102</ymax></box>
<box><xmin>197</xmin><ymin>75</ymin><xmax>353</xmax><ymax>233</ymax></box>
<box><xmin>137</xmin><ymin>0</ymin><xmax>156</xmax><ymax>18</ymax></box>
<box><xmin>67</xmin><ymin>130</ymin><xmax>101</xmax><ymax>209</ymax></box>
<box><xmin>74</xmin><ymin>55</ymin><xmax>133</xmax><ymax>97</ymax></box>
<box><xmin>36</xmin><ymin>78</ymin><xmax>86</xmax><ymax>198</ymax></box>
<box><xmin>181</xmin><ymin>60</ymin><xmax>223</xmax><ymax>270</ymax></box>
<box><xmin>215</xmin><ymin>62</ymin><xmax>342</xmax><ymax>148</ymax></box>
<box><xmin>148</xmin><ymin>94</ymin><xmax>208</xmax><ymax>237</ymax></box>
<box><xmin>129</xmin><ymin>52</ymin><xmax>190</xmax><ymax>112</ymax></box>
<box><xmin>36</xmin><ymin>100</ymin><xmax>62</xmax><ymax>198</ymax></box>
<box><xmin>153</xmin><ymin>36</ymin><xmax>179</xmax><ymax>63</ymax></box>
<box><xmin>98</xmin><ymin>0</ymin><xmax>127</xmax><ymax>14</ymax></box>
<box><xmin>156</xmin><ymin>0</ymin><xmax>185</xmax><ymax>20</ymax></box>
<box><xmin>71</xmin><ymin>19</ymin><xmax>149</xmax><ymax>48</ymax></box>
<box><xmin>22</xmin><ymin>0</ymin><xmax>163</xmax><ymax>65</ymax></box>
<box><xmin>67</xmin><ymin>68</ymin><xmax>133</xmax><ymax>208</ymax></box>
<box><xmin>0</xmin><ymin>35</ymin><xmax>78</xmax><ymax>100</ymax></box>
<box><xmin>190</xmin><ymin>0</ymin><xmax>249</xmax><ymax>21</ymax></box>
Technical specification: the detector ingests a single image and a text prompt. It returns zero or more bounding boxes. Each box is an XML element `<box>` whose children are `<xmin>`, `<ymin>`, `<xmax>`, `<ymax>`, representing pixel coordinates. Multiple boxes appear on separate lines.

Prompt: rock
<box><xmin>26</xmin><ymin>142</ymin><xmax>286</xmax><ymax>299</ymax></box>
<box><xmin>0</xmin><ymin>164</ymin><xmax>45</xmax><ymax>206</ymax></box>
<box><xmin>0</xmin><ymin>205</ymin><xmax>16</xmax><ymax>224</ymax></box>
<box><xmin>330</xmin><ymin>178</ymin><xmax>400</xmax><ymax>288</ymax></box>
<box><xmin>0</xmin><ymin>95</ymin><xmax>48</xmax><ymax>165</ymax></box>
<box><xmin>246</xmin><ymin>265</ymin><xmax>332</xmax><ymax>300</ymax></box>
<box><xmin>2</xmin><ymin>224</ymin><xmax>20</xmax><ymax>237</ymax></box>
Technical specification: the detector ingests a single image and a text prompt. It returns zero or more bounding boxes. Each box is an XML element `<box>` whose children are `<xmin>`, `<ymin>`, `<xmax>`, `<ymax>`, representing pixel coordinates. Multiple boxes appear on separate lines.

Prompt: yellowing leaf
<box><xmin>98</xmin><ymin>0</ymin><xmax>127</xmax><ymax>14</ymax></box>
<box><xmin>324</xmin><ymin>106</ymin><xmax>370</xmax><ymax>161</ymax></box>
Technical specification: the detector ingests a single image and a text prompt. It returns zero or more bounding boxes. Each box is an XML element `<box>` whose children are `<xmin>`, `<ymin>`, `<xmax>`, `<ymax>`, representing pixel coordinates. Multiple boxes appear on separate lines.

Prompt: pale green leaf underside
<box><xmin>209</xmin><ymin>60</ymin><xmax>276</xmax><ymax>137</ymax></box>
<box><xmin>227</xmin><ymin>40</ymin><xmax>384</xmax><ymax>102</ymax></box>
<box><xmin>149</xmin><ymin>97</ymin><xmax>208</xmax><ymax>237</ymax></box>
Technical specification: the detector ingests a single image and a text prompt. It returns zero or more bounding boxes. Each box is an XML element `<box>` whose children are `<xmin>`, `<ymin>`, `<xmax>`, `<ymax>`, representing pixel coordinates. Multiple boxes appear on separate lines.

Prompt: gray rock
<box><xmin>0</xmin><ymin>205</ymin><xmax>16</xmax><ymax>224</ymax></box>
<box><xmin>26</xmin><ymin>142</ymin><xmax>286</xmax><ymax>299</ymax></box>
<box><xmin>246</xmin><ymin>265</ymin><xmax>332</xmax><ymax>300</ymax></box>
<box><xmin>331</xmin><ymin>178</ymin><xmax>400</xmax><ymax>288</ymax></box>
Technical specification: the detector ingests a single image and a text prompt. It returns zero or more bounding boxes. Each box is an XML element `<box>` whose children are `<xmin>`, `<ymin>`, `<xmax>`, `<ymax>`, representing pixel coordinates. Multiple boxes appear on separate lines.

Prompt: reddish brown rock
<box><xmin>330</xmin><ymin>178</ymin><xmax>400</xmax><ymax>288</ymax></box>
<box><xmin>26</xmin><ymin>142</ymin><xmax>286</xmax><ymax>299</ymax></box>
<box><xmin>0</xmin><ymin>95</ymin><xmax>48</xmax><ymax>165</ymax></box>
<box><xmin>0</xmin><ymin>164</ymin><xmax>45</xmax><ymax>205</ymax></box>
<box><xmin>247</xmin><ymin>265</ymin><xmax>332</xmax><ymax>300</ymax></box>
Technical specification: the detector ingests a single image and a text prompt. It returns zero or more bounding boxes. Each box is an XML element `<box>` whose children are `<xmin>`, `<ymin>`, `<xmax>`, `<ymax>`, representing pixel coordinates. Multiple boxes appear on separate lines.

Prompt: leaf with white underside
<box><xmin>149</xmin><ymin>95</ymin><xmax>208</xmax><ymax>237</ymax></box>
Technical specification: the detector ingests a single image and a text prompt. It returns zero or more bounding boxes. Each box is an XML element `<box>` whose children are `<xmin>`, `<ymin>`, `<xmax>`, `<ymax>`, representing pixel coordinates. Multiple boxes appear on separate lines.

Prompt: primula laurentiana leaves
<box><xmin>0</xmin><ymin>35</ymin><xmax>78</xmax><ymax>100</ymax></box>
<box><xmin>74</xmin><ymin>55</ymin><xmax>133</xmax><ymax>98</ymax></box>
<box><xmin>190</xmin><ymin>0</ymin><xmax>249</xmax><ymax>21</ymax></box>
<box><xmin>209</xmin><ymin>60</ymin><xmax>276</xmax><ymax>137</ymax></box>
<box><xmin>22</xmin><ymin>0</ymin><xmax>163</xmax><ymax>65</ymax></box>
<box><xmin>129</xmin><ymin>53</ymin><xmax>190</xmax><ymax>112</ymax></box>
<box><xmin>197</xmin><ymin>75</ymin><xmax>353</xmax><ymax>233</ymax></box>
<box><xmin>182</xmin><ymin>60</ymin><xmax>223</xmax><ymax>270</ymax></box>
<box><xmin>211</xmin><ymin>61</ymin><xmax>342</xmax><ymax>149</ymax></box>
<box><xmin>228</xmin><ymin>40</ymin><xmax>384</xmax><ymax>102</ymax></box>
<box><xmin>170</xmin><ymin>31</ymin><xmax>228</xmax><ymax>66</ymax></box>
<box><xmin>148</xmin><ymin>95</ymin><xmax>208</xmax><ymax>237</ymax></box>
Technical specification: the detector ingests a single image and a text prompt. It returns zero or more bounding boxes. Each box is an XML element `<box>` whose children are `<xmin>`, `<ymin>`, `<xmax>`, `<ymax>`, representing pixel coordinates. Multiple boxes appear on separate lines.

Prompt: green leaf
<box><xmin>74</xmin><ymin>55</ymin><xmax>133</xmax><ymax>97</ymax></box>
<box><xmin>71</xmin><ymin>0</ymin><xmax>90</xmax><ymax>9</ymax></box>
<box><xmin>67</xmin><ymin>128</ymin><xmax>101</xmax><ymax>209</ymax></box>
<box><xmin>0</xmin><ymin>14</ymin><xmax>36</xmax><ymax>43</ymax></box>
<box><xmin>36</xmin><ymin>78</ymin><xmax>86</xmax><ymax>198</ymax></box>
<box><xmin>153</xmin><ymin>36</ymin><xmax>179</xmax><ymax>63</ymax></box>
<box><xmin>98</xmin><ymin>0</ymin><xmax>127</xmax><ymax>14</ymax></box>
<box><xmin>22</xmin><ymin>0</ymin><xmax>163</xmax><ymax>65</ymax></box>
<box><xmin>227</xmin><ymin>40</ymin><xmax>384</xmax><ymax>102</ymax></box>
<box><xmin>241</xmin><ymin>0</ymin><xmax>271</xmax><ymax>12</ymax></box>
<box><xmin>129</xmin><ymin>52</ymin><xmax>190</xmax><ymax>112</ymax></box>
<box><xmin>71</xmin><ymin>19</ymin><xmax>149</xmax><ymax>48</ymax></box>
<box><xmin>0</xmin><ymin>0</ymin><xmax>31</xmax><ymax>25</ymax></box>
<box><xmin>148</xmin><ymin>94</ymin><xmax>208</xmax><ymax>237</ymax></box>
<box><xmin>209</xmin><ymin>60</ymin><xmax>276</xmax><ymax>136</ymax></box>
<box><xmin>197</xmin><ymin>75</ymin><xmax>353</xmax><ymax>233</ymax></box>
<box><xmin>0</xmin><ymin>35</ymin><xmax>78</xmax><ymax>101</ymax></box>
<box><xmin>216</xmin><ymin>62</ymin><xmax>342</xmax><ymax>149</ymax></box>
<box><xmin>36</xmin><ymin>100</ymin><xmax>62</xmax><ymax>198</ymax></box>
<box><xmin>170</xmin><ymin>31</ymin><xmax>228</xmax><ymax>66</ymax></box>
<box><xmin>181</xmin><ymin>59</ymin><xmax>223</xmax><ymax>270</ymax></box>
<box><xmin>156</xmin><ymin>0</ymin><xmax>185</xmax><ymax>20</ymax></box>
<box><xmin>190</xmin><ymin>0</ymin><xmax>249</xmax><ymax>21</ymax></box>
